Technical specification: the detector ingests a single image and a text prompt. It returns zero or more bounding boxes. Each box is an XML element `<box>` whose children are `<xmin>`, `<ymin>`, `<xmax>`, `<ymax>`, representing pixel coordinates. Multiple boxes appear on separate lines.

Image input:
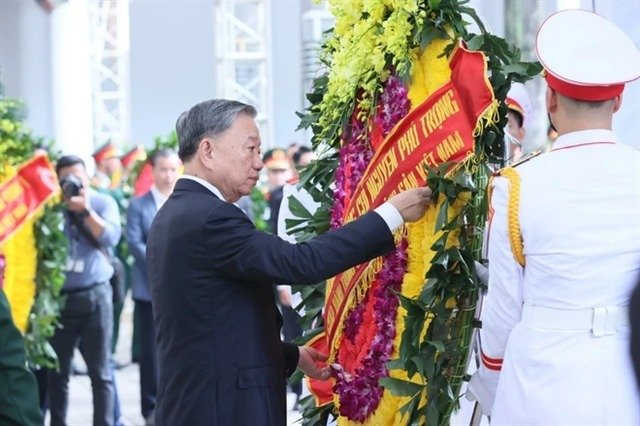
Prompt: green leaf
<box><xmin>426</xmin><ymin>339</ymin><xmax>446</xmax><ymax>352</ymax></box>
<box><xmin>379</xmin><ymin>377</ymin><xmax>423</xmax><ymax>397</ymax></box>
<box><xmin>435</xmin><ymin>198</ymin><xmax>450</xmax><ymax>231</ymax></box>
<box><xmin>399</xmin><ymin>391</ymin><xmax>423</xmax><ymax>423</ymax></box>
<box><xmin>385</xmin><ymin>358</ymin><xmax>405</xmax><ymax>371</ymax></box>
<box><xmin>420</xmin><ymin>27</ymin><xmax>441</xmax><ymax>52</ymax></box>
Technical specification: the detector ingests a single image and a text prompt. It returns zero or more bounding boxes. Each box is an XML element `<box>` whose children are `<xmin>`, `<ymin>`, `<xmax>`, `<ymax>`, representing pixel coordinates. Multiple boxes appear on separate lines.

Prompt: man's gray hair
<box><xmin>176</xmin><ymin>99</ymin><xmax>257</xmax><ymax>162</ymax></box>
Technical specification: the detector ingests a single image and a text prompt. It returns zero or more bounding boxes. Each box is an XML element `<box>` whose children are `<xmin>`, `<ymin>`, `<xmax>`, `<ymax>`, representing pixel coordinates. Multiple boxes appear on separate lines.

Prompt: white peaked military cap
<box><xmin>506</xmin><ymin>83</ymin><xmax>534</xmax><ymax>129</ymax></box>
<box><xmin>536</xmin><ymin>9</ymin><xmax>640</xmax><ymax>101</ymax></box>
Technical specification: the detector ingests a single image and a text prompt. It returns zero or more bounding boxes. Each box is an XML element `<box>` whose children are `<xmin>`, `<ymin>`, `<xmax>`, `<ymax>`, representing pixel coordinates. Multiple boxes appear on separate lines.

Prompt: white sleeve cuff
<box><xmin>374</xmin><ymin>202</ymin><xmax>404</xmax><ymax>233</ymax></box>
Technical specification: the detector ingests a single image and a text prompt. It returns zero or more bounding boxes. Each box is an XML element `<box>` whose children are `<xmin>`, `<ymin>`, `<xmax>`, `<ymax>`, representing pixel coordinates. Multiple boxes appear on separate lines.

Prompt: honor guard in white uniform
<box><xmin>505</xmin><ymin>82</ymin><xmax>535</xmax><ymax>164</ymax></box>
<box><xmin>467</xmin><ymin>9</ymin><xmax>640</xmax><ymax>425</ymax></box>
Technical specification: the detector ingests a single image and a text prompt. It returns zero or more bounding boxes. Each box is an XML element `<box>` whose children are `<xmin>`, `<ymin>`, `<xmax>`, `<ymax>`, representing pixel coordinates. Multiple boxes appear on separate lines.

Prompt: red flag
<box><xmin>134</xmin><ymin>163</ymin><xmax>154</xmax><ymax>197</ymax></box>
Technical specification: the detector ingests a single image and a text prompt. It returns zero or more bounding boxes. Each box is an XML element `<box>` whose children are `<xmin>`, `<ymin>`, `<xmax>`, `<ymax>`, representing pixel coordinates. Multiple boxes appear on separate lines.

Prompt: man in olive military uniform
<box><xmin>0</xmin><ymin>288</ymin><xmax>43</xmax><ymax>426</ymax></box>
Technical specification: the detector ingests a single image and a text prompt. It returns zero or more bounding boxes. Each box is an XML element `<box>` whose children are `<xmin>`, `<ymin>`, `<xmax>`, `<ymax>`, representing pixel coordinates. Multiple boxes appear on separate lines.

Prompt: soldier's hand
<box><xmin>388</xmin><ymin>187</ymin><xmax>434</xmax><ymax>223</ymax></box>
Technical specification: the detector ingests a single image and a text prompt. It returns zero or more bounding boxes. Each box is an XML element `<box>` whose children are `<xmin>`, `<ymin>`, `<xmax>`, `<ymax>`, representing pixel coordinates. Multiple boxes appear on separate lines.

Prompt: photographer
<box><xmin>49</xmin><ymin>155</ymin><xmax>121</xmax><ymax>426</ymax></box>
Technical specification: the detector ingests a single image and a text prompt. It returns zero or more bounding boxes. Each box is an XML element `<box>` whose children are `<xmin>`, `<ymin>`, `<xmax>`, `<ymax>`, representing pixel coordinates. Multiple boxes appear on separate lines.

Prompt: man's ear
<box><xmin>613</xmin><ymin>94</ymin><xmax>623</xmax><ymax>113</ymax></box>
<box><xmin>198</xmin><ymin>138</ymin><xmax>215</xmax><ymax>163</ymax></box>
<box><xmin>546</xmin><ymin>87</ymin><xmax>558</xmax><ymax>114</ymax></box>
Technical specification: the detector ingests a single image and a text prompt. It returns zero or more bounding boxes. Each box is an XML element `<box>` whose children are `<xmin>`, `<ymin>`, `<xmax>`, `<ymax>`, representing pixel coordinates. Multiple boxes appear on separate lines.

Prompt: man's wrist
<box><xmin>78</xmin><ymin>208</ymin><xmax>92</xmax><ymax>219</ymax></box>
<box><xmin>374</xmin><ymin>202</ymin><xmax>404</xmax><ymax>233</ymax></box>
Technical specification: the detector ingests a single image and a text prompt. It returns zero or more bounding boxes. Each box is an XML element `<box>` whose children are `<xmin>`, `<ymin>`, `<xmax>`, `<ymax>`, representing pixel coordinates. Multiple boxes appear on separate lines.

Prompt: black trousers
<box><xmin>49</xmin><ymin>282</ymin><xmax>114</xmax><ymax>426</ymax></box>
<box><xmin>136</xmin><ymin>300</ymin><xmax>158</xmax><ymax>419</ymax></box>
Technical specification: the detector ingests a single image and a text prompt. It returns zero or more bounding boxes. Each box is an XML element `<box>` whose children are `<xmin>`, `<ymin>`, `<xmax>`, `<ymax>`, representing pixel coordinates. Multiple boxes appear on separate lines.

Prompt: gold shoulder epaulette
<box><xmin>488</xmin><ymin>166</ymin><xmax>525</xmax><ymax>267</ymax></box>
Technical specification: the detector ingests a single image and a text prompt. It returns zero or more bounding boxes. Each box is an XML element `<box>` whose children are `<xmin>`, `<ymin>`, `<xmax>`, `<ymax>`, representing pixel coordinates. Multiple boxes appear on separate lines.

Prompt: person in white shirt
<box><xmin>276</xmin><ymin>146</ymin><xmax>318</xmax><ymax>409</ymax></box>
<box><xmin>504</xmin><ymin>82</ymin><xmax>535</xmax><ymax>164</ymax></box>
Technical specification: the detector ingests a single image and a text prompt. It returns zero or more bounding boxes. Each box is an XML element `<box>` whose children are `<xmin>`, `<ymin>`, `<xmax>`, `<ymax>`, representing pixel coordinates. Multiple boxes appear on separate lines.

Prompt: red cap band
<box><xmin>93</xmin><ymin>145</ymin><xmax>120</xmax><ymax>163</ymax></box>
<box><xmin>506</xmin><ymin>97</ymin><xmax>525</xmax><ymax>118</ymax></box>
<box><xmin>545</xmin><ymin>72</ymin><xmax>624</xmax><ymax>101</ymax></box>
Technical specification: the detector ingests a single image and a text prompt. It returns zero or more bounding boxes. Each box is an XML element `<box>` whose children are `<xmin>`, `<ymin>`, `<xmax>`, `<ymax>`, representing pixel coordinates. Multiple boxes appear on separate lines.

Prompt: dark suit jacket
<box><xmin>126</xmin><ymin>191</ymin><xmax>157</xmax><ymax>302</ymax></box>
<box><xmin>147</xmin><ymin>178</ymin><xmax>396</xmax><ymax>425</ymax></box>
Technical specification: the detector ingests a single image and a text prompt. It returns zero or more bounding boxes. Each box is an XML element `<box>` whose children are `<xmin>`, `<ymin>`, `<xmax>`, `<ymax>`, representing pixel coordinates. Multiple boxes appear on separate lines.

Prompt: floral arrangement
<box><xmin>329</xmin><ymin>74</ymin><xmax>411</xmax><ymax>421</ymax></box>
<box><xmin>292</xmin><ymin>0</ymin><xmax>541</xmax><ymax>425</ymax></box>
<box><xmin>0</xmin><ymin>91</ymin><xmax>68</xmax><ymax>369</ymax></box>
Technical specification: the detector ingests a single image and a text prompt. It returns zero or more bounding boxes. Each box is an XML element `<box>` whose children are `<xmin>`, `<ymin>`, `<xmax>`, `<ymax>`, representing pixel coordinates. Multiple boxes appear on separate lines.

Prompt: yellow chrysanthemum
<box><xmin>0</xmin><ymin>118</ymin><xmax>16</xmax><ymax>134</ymax></box>
<box><xmin>1</xmin><ymin>216</ymin><xmax>38</xmax><ymax>333</ymax></box>
<box><xmin>0</xmin><ymin>164</ymin><xmax>39</xmax><ymax>333</ymax></box>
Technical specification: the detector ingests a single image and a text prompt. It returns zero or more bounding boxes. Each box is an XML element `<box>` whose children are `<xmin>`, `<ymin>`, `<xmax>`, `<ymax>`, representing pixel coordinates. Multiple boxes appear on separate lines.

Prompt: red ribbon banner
<box><xmin>0</xmin><ymin>155</ymin><xmax>59</xmax><ymax>246</ymax></box>
<box><xmin>324</xmin><ymin>42</ymin><xmax>495</xmax><ymax>354</ymax></box>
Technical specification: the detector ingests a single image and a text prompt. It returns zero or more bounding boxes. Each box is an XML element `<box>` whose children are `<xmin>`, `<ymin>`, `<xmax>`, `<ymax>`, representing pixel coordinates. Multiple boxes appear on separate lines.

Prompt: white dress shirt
<box><xmin>149</xmin><ymin>185</ymin><xmax>168</xmax><ymax>210</ymax></box>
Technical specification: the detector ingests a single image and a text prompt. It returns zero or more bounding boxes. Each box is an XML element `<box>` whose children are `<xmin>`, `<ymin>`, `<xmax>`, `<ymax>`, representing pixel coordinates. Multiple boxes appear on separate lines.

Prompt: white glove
<box><xmin>474</xmin><ymin>261</ymin><xmax>489</xmax><ymax>286</ymax></box>
<box><xmin>466</xmin><ymin>371</ymin><xmax>497</xmax><ymax>417</ymax></box>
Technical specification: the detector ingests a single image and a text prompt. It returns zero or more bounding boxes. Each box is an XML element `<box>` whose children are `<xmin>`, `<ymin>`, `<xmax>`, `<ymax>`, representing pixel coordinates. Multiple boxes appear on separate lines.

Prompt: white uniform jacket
<box><xmin>470</xmin><ymin>129</ymin><xmax>640</xmax><ymax>425</ymax></box>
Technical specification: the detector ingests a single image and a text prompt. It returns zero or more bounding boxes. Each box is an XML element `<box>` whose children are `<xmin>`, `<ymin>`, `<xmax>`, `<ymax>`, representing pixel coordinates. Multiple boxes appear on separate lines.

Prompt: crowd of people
<box><xmin>0</xmin><ymin>8</ymin><xmax>639</xmax><ymax>426</ymax></box>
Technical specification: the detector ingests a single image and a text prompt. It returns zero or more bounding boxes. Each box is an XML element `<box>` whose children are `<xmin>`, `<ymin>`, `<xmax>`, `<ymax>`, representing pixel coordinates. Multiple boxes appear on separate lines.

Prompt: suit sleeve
<box><xmin>203</xmin><ymin>202</ymin><xmax>395</xmax><ymax>285</ymax></box>
<box><xmin>468</xmin><ymin>176</ymin><xmax>524</xmax><ymax>414</ymax></box>
<box><xmin>0</xmin><ymin>290</ymin><xmax>43</xmax><ymax>426</ymax></box>
<box><xmin>126</xmin><ymin>198</ymin><xmax>146</xmax><ymax>264</ymax></box>
<box><xmin>282</xmin><ymin>342</ymin><xmax>300</xmax><ymax>378</ymax></box>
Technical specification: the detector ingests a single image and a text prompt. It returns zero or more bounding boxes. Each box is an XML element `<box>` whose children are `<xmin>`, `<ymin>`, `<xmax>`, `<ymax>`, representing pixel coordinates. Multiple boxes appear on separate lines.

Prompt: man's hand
<box><xmin>65</xmin><ymin>188</ymin><xmax>90</xmax><ymax>214</ymax></box>
<box><xmin>297</xmin><ymin>346</ymin><xmax>331</xmax><ymax>381</ymax></box>
<box><xmin>277</xmin><ymin>288</ymin><xmax>292</xmax><ymax>307</ymax></box>
<box><xmin>388</xmin><ymin>187</ymin><xmax>434</xmax><ymax>223</ymax></box>
<box><xmin>475</xmin><ymin>261</ymin><xmax>489</xmax><ymax>286</ymax></box>
<box><xmin>466</xmin><ymin>371</ymin><xmax>496</xmax><ymax>416</ymax></box>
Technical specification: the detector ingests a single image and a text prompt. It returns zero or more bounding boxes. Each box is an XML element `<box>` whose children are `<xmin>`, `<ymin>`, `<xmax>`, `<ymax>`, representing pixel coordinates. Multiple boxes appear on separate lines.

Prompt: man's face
<box><xmin>210</xmin><ymin>114</ymin><xmax>263</xmax><ymax>202</ymax></box>
<box><xmin>152</xmin><ymin>154</ymin><xmax>181</xmax><ymax>191</ymax></box>
<box><xmin>297</xmin><ymin>151</ymin><xmax>315</xmax><ymax>167</ymax></box>
<box><xmin>104</xmin><ymin>157</ymin><xmax>122</xmax><ymax>175</ymax></box>
<box><xmin>506</xmin><ymin>111</ymin><xmax>526</xmax><ymax>145</ymax></box>
<box><xmin>58</xmin><ymin>163</ymin><xmax>89</xmax><ymax>203</ymax></box>
<box><xmin>506</xmin><ymin>111</ymin><xmax>526</xmax><ymax>161</ymax></box>
<box><xmin>57</xmin><ymin>163</ymin><xmax>90</xmax><ymax>199</ymax></box>
<box><xmin>267</xmin><ymin>168</ymin><xmax>292</xmax><ymax>188</ymax></box>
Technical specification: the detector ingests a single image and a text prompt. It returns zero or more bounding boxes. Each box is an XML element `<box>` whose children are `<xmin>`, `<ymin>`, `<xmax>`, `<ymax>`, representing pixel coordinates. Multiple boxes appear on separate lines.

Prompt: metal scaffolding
<box><xmin>215</xmin><ymin>0</ymin><xmax>270</xmax><ymax>144</ymax></box>
<box><xmin>88</xmin><ymin>0</ymin><xmax>130</xmax><ymax>149</ymax></box>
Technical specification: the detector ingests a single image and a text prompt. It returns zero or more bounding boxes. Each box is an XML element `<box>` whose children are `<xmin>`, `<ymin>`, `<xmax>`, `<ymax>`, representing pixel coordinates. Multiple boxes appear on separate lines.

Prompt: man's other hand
<box><xmin>388</xmin><ymin>187</ymin><xmax>434</xmax><ymax>223</ymax></box>
<box><xmin>298</xmin><ymin>346</ymin><xmax>331</xmax><ymax>381</ymax></box>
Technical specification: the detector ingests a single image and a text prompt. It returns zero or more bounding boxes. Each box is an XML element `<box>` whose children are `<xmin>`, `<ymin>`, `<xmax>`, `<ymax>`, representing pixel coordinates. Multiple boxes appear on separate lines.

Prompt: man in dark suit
<box><xmin>146</xmin><ymin>99</ymin><xmax>433</xmax><ymax>426</ymax></box>
<box><xmin>126</xmin><ymin>148</ymin><xmax>181</xmax><ymax>425</ymax></box>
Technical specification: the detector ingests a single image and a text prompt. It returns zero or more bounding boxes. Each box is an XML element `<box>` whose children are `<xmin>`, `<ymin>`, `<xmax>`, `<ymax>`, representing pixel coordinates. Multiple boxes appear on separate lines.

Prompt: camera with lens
<box><xmin>59</xmin><ymin>175</ymin><xmax>84</xmax><ymax>198</ymax></box>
